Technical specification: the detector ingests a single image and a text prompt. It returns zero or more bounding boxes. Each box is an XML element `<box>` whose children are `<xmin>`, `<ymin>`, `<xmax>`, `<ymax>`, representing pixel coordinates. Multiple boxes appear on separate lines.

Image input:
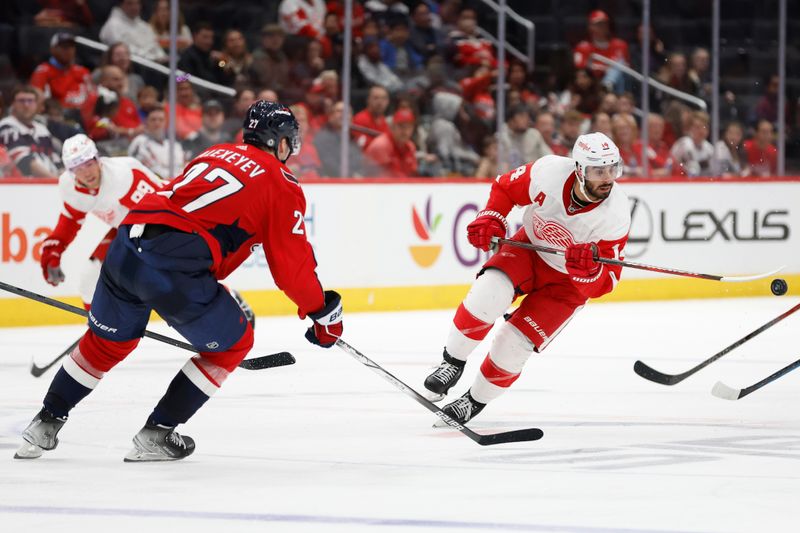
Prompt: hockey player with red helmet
<box><xmin>424</xmin><ymin>132</ymin><xmax>631</xmax><ymax>424</ymax></box>
<box><xmin>16</xmin><ymin>101</ymin><xmax>343</xmax><ymax>462</ymax></box>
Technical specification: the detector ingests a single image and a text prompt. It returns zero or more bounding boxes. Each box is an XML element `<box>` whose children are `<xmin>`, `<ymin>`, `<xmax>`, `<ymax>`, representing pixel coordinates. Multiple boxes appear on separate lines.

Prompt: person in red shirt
<box><xmin>364</xmin><ymin>109</ymin><xmax>418</xmax><ymax>177</ymax></box>
<box><xmin>30</xmin><ymin>32</ymin><xmax>93</xmax><ymax>110</ymax></box>
<box><xmin>352</xmin><ymin>85</ymin><xmax>391</xmax><ymax>149</ymax></box>
<box><xmin>81</xmin><ymin>65</ymin><xmax>142</xmax><ymax>141</ymax></box>
<box><xmin>573</xmin><ymin>10</ymin><xmax>630</xmax><ymax>93</ymax></box>
<box><xmin>744</xmin><ymin>119</ymin><xmax>778</xmax><ymax>176</ymax></box>
<box><xmin>15</xmin><ymin>101</ymin><xmax>344</xmax><ymax>462</ymax></box>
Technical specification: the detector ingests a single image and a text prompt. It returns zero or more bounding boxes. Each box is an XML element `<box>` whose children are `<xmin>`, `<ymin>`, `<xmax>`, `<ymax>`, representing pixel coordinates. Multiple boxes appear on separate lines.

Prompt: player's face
<box><xmin>277</xmin><ymin>138</ymin><xmax>292</xmax><ymax>162</ymax></box>
<box><xmin>583</xmin><ymin>164</ymin><xmax>618</xmax><ymax>200</ymax></box>
<box><xmin>73</xmin><ymin>159</ymin><xmax>101</xmax><ymax>190</ymax></box>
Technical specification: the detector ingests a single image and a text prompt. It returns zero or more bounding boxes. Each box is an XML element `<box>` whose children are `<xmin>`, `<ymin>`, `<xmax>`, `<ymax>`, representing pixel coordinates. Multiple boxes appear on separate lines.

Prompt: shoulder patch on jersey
<box><xmin>281</xmin><ymin>168</ymin><xmax>299</xmax><ymax>185</ymax></box>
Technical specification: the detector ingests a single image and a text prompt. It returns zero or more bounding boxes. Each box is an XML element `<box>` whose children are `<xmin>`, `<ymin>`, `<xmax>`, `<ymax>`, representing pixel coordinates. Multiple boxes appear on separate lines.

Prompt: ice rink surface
<box><xmin>1</xmin><ymin>297</ymin><xmax>799</xmax><ymax>533</ymax></box>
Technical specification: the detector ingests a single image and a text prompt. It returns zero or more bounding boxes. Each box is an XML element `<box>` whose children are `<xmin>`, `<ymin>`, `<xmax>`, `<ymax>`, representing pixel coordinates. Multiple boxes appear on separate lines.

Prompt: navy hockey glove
<box><xmin>305</xmin><ymin>290</ymin><xmax>343</xmax><ymax>348</ymax></box>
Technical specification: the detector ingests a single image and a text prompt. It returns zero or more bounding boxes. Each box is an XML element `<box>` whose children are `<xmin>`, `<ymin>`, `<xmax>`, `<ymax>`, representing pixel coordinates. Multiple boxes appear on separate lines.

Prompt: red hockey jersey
<box><xmin>124</xmin><ymin>143</ymin><xmax>325</xmax><ymax>317</ymax></box>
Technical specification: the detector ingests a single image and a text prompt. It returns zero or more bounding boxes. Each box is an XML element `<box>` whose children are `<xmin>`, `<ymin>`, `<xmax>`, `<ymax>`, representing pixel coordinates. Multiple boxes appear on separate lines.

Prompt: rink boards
<box><xmin>0</xmin><ymin>177</ymin><xmax>798</xmax><ymax>326</ymax></box>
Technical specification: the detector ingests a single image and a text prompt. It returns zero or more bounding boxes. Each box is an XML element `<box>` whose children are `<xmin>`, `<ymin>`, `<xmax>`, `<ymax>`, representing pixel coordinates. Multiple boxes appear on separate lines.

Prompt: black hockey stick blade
<box><xmin>712</xmin><ymin>356</ymin><xmax>800</xmax><ymax>401</ymax></box>
<box><xmin>30</xmin><ymin>338</ymin><xmax>80</xmax><ymax>377</ymax></box>
<box><xmin>634</xmin><ymin>301</ymin><xmax>800</xmax><ymax>386</ymax></box>
<box><xmin>238</xmin><ymin>352</ymin><xmax>296</xmax><ymax>370</ymax></box>
<box><xmin>335</xmin><ymin>338</ymin><xmax>543</xmax><ymax>446</ymax></box>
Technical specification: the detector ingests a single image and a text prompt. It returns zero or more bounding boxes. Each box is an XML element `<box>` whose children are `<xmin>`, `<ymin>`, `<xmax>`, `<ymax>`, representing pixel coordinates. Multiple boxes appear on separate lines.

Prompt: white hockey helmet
<box><xmin>62</xmin><ymin>134</ymin><xmax>99</xmax><ymax>170</ymax></box>
<box><xmin>572</xmin><ymin>132</ymin><xmax>623</xmax><ymax>181</ymax></box>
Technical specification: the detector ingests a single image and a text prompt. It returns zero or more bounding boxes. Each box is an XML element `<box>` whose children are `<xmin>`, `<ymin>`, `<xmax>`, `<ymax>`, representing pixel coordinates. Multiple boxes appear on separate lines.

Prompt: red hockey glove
<box><xmin>305</xmin><ymin>290</ymin><xmax>343</xmax><ymax>348</ymax></box>
<box><xmin>467</xmin><ymin>210</ymin><xmax>508</xmax><ymax>251</ymax></box>
<box><xmin>40</xmin><ymin>238</ymin><xmax>66</xmax><ymax>286</ymax></box>
<box><xmin>565</xmin><ymin>242</ymin><xmax>600</xmax><ymax>279</ymax></box>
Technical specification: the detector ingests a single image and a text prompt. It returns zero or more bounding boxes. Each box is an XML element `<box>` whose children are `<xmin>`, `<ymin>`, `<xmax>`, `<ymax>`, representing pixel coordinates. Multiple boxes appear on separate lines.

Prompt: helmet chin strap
<box><xmin>575</xmin><ymin>163</ymin><xmax>590</xmax><ymax>200</ymax></box>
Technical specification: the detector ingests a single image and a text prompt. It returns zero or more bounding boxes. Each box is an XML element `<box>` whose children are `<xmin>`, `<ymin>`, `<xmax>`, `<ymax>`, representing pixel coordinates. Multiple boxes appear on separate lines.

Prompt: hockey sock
<box><xmin>148</xmin><ymin>369</ymin><xmax>211</xmax><ymax>427</ymax></box>
<box><xmin>469</xmin><ymin>325</ymin><xmax>532</xmax><ymax>404</ymax></box>
<box><xmin>44</xmin><ymin>367</ymin><xmax>93</xmax><ymax>419</ymax></box>
<box><xmin>446</xmin><ymin>269</ymin><xmax>514</xmax><ymax>360</ymax></box>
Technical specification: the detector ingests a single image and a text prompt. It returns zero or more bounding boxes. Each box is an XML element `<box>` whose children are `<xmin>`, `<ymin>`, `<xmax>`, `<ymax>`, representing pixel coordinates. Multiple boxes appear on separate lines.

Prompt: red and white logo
<box><xmin>532</xmin><ymin>214</ymin><xmax>574</xmax><ymax>249</ymax></box>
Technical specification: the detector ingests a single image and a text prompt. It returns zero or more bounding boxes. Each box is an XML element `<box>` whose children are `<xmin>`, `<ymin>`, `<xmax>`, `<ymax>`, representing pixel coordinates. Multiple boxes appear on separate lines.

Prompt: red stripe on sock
<box><xmin>480</xmin><ymin>356</ymin><xmax>520</xmax><ymax>388</ymax></box>
<box><xmin>453</xmin><ymin>303</ymin><xmax>493</xmax><ymax>341</ymax></box>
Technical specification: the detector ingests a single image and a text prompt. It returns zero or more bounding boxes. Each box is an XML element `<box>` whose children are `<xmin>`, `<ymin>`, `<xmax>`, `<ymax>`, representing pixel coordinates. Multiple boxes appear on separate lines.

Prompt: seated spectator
<box><xmin>0</xmin><ymin>86</ymin><xmax>61</xmax><ymax>177</ymax></box>
<box><xmin>353</xmin><ymin>85</ymin><xmax>391</xmax><ymax>149</ymax></box>
<box><xmin>535</xmin><ymin>111</ymin><xmax>566</xmax><ymax>156</ymax></box>
<box><xmin>135</xmin><ymin>85</ymin><xmax>159</xmax><ymax>121</ymax></box>
<box><xmin>43</xmin><ymin>98</ymin><xmax>82</xmax><ymax>143</ymax></box>
<box><xmin>221</xmin><ymin>87</ymin><xmax>255</xmax><ymax>139</ymax></box>
<box><xmin>100</xmin><ymin>0</ymin><xmax>167</xmax><ymax>63</ymax></box>
<box><xmin>365</xmin><ymin>109</ymin><xmax>418</xmax><ymax>178</ymax></box>
<box><xmin>34</xmin><ymin>0</ymin><xmax>94</xmax><ymax>29</ymax></box>
<box><xmin>165</xmin><ymin>80</ymin><xmax>202</xmax><ymax>140</ymax></box>
<box><xmin>220</xmin><ymin>29</ymin><xmax>253</xmax><ymax>91</ymax></box>
<box><xmin>250</xmin><ymin>24</ymin><xmax>290</xmax><ymax>93</ymax></box>
<box><xmin>447</xmin><ymin>8</ymin><xmax>495</xmax><ymax>69</ymax></box>
<box><xmin>616</xmin><ymin>92</ymin><xmax>637</xmax><ymax>116</ymax></box>
<box><xmin>409</xmin><ymin>1</ymin><xmax>446</xmax><ymax>60</ymax></box>
<box><xmin>629</xmin><ymin>24</ymin><xmax>666</xmax><ymax>75</ymax></box>
<box><xmin>178</xmin><ymin>22</ymin><xmax>234</xmax><ymax>87</ymax></box>
<box><xmin>662</xmin><ymin>100</ymin><xmax>692</xmax><ymax>146</ymax></box>
<box><xmin>289</xmin><ymin>38</ymin><xmax>327</xmax><ymax>97</ymax></box>
<box><xmin>671</xmin><ymin>111</ymin><xmax>714</xmax><ymax>177</ymax></box>
<box><xmin>656</xmin><ymin>53</ymin><xmax>700</xmax><ymax>108</ymax></box>
<box><xmin>689</xmin><ymin>47</ymin><xmax>712</xmax><ymax>102</ymax></box>
<box><xmin>358</xmin><ymin>37</ymin><xmax>403</xmax><ymax>94</ymax></box>
<box><xmin>715</xmin><ymin>121</ymin><xmax>750</xmax><ymax>177</ymax></box>
<box><xmin>92</xmin><ymin>42</ymin><xmax>145</xmax><ymax>101</ymax></box>
<box><xmin>474</xmin><ymin>135</ymin><xmax>498</xmax><ymax>178</ymax></box>
<box><xmin>29</xmin><ymin>32</ymin><xmax>92</xmax><ymax>111</ymax></box>
<box><xmin>313</xmin><ymin>101</ymin><xmax>364</xmax><ymax>177</ymax></box>
<box><xmin>561</xmin><ymin>68</ymin><xmax>601</xmax><ymax>115</ymax></box>
<box><xmin>553</xmin><ymin>110</ymin><xmax>584</xmax><ymax>156</ymax></box>
<box><xmin>257</xmin><ymin>89</ymin><xmax>279</xmax><ymax>103</ymax></box>
<box><xmin>181</xmin><ymin>100</ymin><xmax>231</xmax><ymax>159</ymax></box>
<box><xmin>637</xmin><ymin>113</ymin><xmax>673</xmax><ymax>177</ymax></box>
<box><xmin>287</xmin><ymin>103</ymin><xmax>322</xmax><ymax>178</ymax></box>
<box><xmin>589</xmin><ymin>111</ymin><xmax>613</xmax><ymax>139</ymax></box>
<box><xmin>427</xmin><ymin>92</ymin><xmax>479</xmax><ymax>175</ymax></box>
<box><xmin>506</xmin><ymin>61</ymin><xmax>539</xmax><ymax>111</ymax></box>
<box><xmin>753</xmin><ymin>75</ymin><xmax>789</xmax><ymax>127</ymax></box>
<box><xmin>598</xmin><ymin>92</ymin><xmax>619</xmax><ymax>117</ymax></box>
<box><xmin>149</xmin><ymin>0</ymin><xmax>192</xmax><ymax>53</ymax></box>
<box><xmin>380</xmin><ymin>19</ymin><xmax>424</xmax><ymax>80</ymax></box>
<box><xmin>611</xmin><ymin>112</ymin><xmax>642</xmax><ymax>176</ymax></box>
<box><xmin>573</xmin><ymin>10</ymin><xmax>630</xmax><ymax>93</ymax></box>
<box><xmin>326</xmin><ymin>0</ymin><xmax>366</xmax><ymax>39</ymax></box>
<box><xmin>128</xmin><ymin>106</ymin><xmax>184</xmax><ymax>179</ymax></box>
<box><xmin>364</xmin><ymin>0</ymin><xmax>410</xmax><ymax>23</ymax></box>
<box><xmin>319</xmin><ymin>12</ymin><xmax>342</xmax><ymax>60</ymax></box>
<box><xmin>498</xmin><ymin>104</ymin><xmax>551</xmax><ymax>172</ymax></box>
<box><xmin>744</xmin><ymin>119</ymin><xmax>778</xmax><ymax>176</ymax></box>
<box><xmin>81</xmin><ymin>66</ymin><xmax>142</xmax><ymax>143</ymax></box>
<box><xmin>279</xmin><ymin>0</ymin><xmax>326</xmax><ymax>39</ymax></box>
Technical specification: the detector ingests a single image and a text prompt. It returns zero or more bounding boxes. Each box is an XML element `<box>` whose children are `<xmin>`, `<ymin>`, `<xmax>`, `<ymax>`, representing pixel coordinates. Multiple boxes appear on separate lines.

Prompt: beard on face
<box><xmin>585</xmin><ymin>179</ymin><xmax>613</xmax><ymax>201</ymax></box>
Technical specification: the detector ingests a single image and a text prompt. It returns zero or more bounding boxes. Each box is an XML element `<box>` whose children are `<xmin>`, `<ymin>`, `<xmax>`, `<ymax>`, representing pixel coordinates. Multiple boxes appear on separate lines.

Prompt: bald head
<box><xmin>100</xmin><ymin>65</ymin><xmax>125</xmax><ymax>94</ymax></box>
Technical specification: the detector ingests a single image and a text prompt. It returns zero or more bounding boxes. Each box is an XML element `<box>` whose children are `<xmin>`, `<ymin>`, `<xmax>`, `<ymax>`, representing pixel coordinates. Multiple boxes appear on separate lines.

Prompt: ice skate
<box><xmin>433</xmin><ymin>391</ymin><xmax>485</xmax><ymax>427</ymax></box>
<box><xmin>124</xmin><ymin>423</ymin><xmax>195</xmax><ymax>462</ymax></box>
<box><xmin>14</xmin><ymin>408</ymin><xmax>67</xmax><ymax>459</ymax></box>
<box><xmin>424</xmin><ymin>349</ymin><xmax>465</xmax><ymax>400</ymax></box>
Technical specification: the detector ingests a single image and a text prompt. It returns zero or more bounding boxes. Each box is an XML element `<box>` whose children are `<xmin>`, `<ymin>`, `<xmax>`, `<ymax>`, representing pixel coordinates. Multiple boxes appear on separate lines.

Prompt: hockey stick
<box><xmin>490</xmin><ymin>237</ymin><xmax>784</xmax><ymax>282</ymax></box>
<box><xmin>335</xmin><ymin>338</ymin><xmax>544</xmax><ymax>446</ymax></box>
<box><xmin>0</xmin><ymin>280</ymin><xmax>295</xmax><ymax>371</ymax></box>
<box><xmin>30</xmin><ymin>338</ymin><xmax>80</xmax><ymax>377</ymax></box>
<box><xmin>634</xmin><ymin>301</ymin><xmax>800</xmax><ymax>385</ymax></box>
<box><xmin>712</xmin><ymin>356</ymin><xmax>800</xmax><ymax>400</ymax></box>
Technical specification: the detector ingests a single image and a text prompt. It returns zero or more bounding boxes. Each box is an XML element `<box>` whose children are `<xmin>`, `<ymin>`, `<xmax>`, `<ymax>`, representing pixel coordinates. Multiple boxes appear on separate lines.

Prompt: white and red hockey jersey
<box><xmin>485</xmin><ymin>154</ymin><xmax>631</xmax><ymax>299</ymax></box>
<box><xmin>51</xmin><ymin>156</ymin><xmax>163</xmax><ymax>247</ymax></box>
<box><xmin>279</xmin><ymin>0</ymin><xmax>326</xmax><ymax>39</ymax></box>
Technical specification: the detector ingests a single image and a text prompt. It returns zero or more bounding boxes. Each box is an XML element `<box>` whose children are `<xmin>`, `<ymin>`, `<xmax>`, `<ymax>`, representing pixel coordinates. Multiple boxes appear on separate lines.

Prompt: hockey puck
<box><xmin>770</xmin><ymin>278</ymin><xmax>788</xmax><ymax>296</ymax></box>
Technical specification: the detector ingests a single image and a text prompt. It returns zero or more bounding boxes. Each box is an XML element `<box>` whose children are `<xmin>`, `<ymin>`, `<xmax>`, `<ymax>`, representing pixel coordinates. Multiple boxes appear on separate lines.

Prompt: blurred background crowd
<box><xmin>0</xmin><ymin>0</ymin><xmax>798</xmax><ymax>180</ymax></box>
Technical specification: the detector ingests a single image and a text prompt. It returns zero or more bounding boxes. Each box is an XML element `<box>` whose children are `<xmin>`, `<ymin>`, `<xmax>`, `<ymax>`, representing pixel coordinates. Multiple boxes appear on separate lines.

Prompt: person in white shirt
<box><xmin>128</xmin><ymin>106</ymin><xmax>185</xmax><ymax>180</ymax></box>
<box><xmin>670</xmin><ymin>111</ymin><xmax>714</xmax><ymax>177</ymax></box>
<box><xmin>100</xmin><ymin>0</ymin><xmax>167</xmax><ymax>63</ymax></box>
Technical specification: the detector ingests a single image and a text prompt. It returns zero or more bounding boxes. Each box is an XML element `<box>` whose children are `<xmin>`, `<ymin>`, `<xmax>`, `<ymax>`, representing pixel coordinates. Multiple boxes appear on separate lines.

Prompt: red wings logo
<box><xmin>601</xmin><ymin>142</ymin><xmax>609</xmax><ymax>150</ymax></box>
<box><xmin>532</xmin><ymin>214</ymin><xmax>574</xmax><ymax>248</ymax></box>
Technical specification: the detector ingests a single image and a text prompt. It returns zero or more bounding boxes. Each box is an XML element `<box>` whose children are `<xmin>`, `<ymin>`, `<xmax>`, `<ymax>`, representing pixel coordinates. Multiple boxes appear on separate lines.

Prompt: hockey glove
<box><xmin>467</xmin><ymin>210</ymin><xmax>508</xmax><ymax>251</ymax></box>
<box><xmin>305</xmin><ymin>290</ymin><xmax>343</xmax><ymax>348</ymax></box>
<box><xmin>565</xmin><ymin>242</ymin><xmax>600</xmax><ymax>279</ymax></box>
<box><xmin>40</xmin><ymin>238</ymin><xmax>66</xmax><ymax>286</ymax></box>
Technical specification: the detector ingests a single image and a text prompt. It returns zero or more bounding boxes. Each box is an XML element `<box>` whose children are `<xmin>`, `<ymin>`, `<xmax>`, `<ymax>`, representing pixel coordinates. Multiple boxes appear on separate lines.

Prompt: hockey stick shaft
<box><xmin>30</xmin><ymin>338</ymin><xmax>80</xmax><ymax>377</ymax></box>
<box><xmin>491</xmin><ymin>237</ymin><xmax>783</xmax><ymax>282</ymax></box>
<box><xmin>0</xmin><ymin>280</ymin><xmax>293</xmax><ymax>371</ymax></box>
<box><xmin>335</xmin><ymin>338</ymin><xmax>543</xmax><ymax>445</ymax></box>
<box><xmin>713</xmin><ymin>356</ymin><xmax>800</xmax><ymax>400</ymax></box>
<box><xmin>635</xmin><ymin>301</ymin><xmax>800</xmax><ymax>385</ymax></box>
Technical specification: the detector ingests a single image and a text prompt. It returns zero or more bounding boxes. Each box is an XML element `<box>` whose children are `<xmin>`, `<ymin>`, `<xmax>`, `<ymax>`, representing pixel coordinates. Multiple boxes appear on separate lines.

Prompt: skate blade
<box><xmin>124</xmin><ymin>448</ymin><xmax>188</xmax><ymax>462</ymax></box>
<box><xmin>421</xmin><ymin>390</ymin><xmax>445</xmax><ymax>402</ymax></box>
<box><xmin>14</xmin><ymin>441</ymin><xmax>43</xmax><ymax>459</ymax></box>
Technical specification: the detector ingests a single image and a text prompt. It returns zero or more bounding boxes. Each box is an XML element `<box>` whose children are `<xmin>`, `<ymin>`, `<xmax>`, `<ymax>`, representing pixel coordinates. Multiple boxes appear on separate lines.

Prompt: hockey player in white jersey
<box><xmin>39</xmin><ymin>134</ymin><xmax>164</xmax><ymax>308</ymax></box>
<box><xmin>424</xmin><ymin>132</ymin><xmax>631</xmax><ymax>424</ymax></box>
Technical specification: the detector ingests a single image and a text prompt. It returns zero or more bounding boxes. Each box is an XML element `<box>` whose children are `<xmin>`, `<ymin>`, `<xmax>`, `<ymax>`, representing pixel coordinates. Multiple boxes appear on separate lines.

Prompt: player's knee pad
<box><xmin>78</xmin><ymin>258</ymin><xmax>102</xmax><ymax>306</ymax></box>
<box><xmin>75</xmin><ymin>329</ymin><xmax>140</xmax><ymax>376</ymax></box>
<box><xmin>462</xmin><ymin>268</ymin><xmax>515</xmax><ymax>323</ymax></box>
<box><xmin>487</xmin><ymin>323</ymin><xmax>535</xmax><ymax>375</ymax></box>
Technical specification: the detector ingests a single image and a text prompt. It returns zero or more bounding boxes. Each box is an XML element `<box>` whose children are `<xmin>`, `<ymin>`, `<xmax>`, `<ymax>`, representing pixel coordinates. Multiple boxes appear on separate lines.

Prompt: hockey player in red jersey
<box><xmin>424</xmin><ymin>132</ymin><xmax>630</xmax><ymax>424</ymax></box>
<box><xmin>16</xmin><ymin>101</ymin><xmax>343</xmax><ymax>461</ymax></box>
<box><xmin>40</xmin><ymin>134</ymin><xmax>164</xmax><ymax>309</ymax></box>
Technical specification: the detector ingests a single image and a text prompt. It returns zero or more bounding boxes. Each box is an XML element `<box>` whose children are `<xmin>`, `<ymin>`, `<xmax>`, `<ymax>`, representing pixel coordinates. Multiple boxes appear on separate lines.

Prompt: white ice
<box><xmin>1</xmin><ymin>297</ymin><xmax>799</xmax><ymax>533</ymax></box>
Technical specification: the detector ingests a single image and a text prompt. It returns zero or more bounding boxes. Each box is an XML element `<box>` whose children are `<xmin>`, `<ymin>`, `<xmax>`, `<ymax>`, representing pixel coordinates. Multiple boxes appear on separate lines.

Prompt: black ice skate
<box><xmin>435</xmin><ymin>391</ymin><xmax>486</xmax><ymax>427</ymax></box>
<box><xmin>424</xmin><ymin>349</ymin><xmax>466</xmax><ymax>401</ymax></box>
<box><xmin>124</xmin><ymin>423</ymin><xmax>196</xmax><ymax>462</ymax></box>
<box><xmin>14</xmin><ymin>408</ymin><xmax>67</xmax><ymax>459</ymax></box>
